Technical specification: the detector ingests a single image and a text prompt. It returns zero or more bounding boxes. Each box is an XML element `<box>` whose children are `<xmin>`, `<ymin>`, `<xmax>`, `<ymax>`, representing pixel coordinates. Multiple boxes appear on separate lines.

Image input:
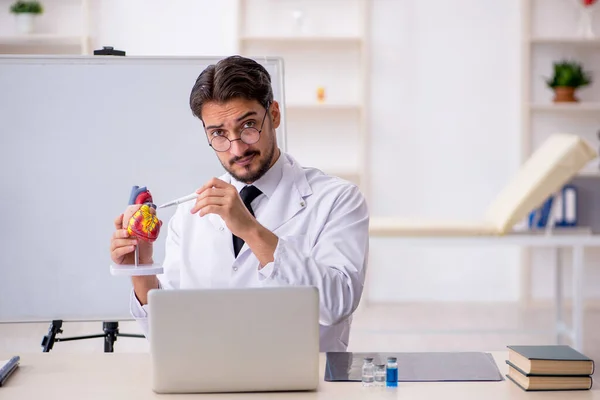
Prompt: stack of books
<box><xmin>506</xmin><ymin>345</ymin><xmax>594</xmax><ymax>391</ymax></box>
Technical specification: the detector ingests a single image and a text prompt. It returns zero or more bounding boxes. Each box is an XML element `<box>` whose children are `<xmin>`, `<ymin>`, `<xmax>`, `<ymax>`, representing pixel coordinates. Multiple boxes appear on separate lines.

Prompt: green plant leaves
<box><xmin>545</xmin><ymin>59</ymin><xmax>592</xmax><ymax>89</ymax></box>
<box><xmin>9</xmin><ymin>1</ymin><xmax>43</xmax><ymax>14</ymax></box>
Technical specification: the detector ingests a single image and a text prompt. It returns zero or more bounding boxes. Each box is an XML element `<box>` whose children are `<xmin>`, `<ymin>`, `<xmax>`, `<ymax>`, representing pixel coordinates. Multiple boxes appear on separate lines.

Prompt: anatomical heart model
<box><xmin>127</xmin><ymin>186</ymin><xmax>161</xmax><ymax>242</ymax></box>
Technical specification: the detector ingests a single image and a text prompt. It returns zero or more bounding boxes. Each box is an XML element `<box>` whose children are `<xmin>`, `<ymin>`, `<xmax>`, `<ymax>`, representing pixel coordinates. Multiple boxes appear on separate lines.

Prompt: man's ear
<box><xmin>270</xmin><ymin>100</ymin><xmax>281</xmax><ymax>129</ymax></box>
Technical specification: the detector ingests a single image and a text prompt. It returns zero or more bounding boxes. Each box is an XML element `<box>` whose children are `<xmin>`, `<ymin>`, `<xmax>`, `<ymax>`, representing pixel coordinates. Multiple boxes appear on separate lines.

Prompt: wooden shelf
<box><xmin>576</xmin><ymin>170</ymin><xmax>600</xmax><ymax>178</ymax></box>
<box><xmin>286</xmin><ymin>102</ymin><xmax>361</xmax><ymax>111</ymax></box>
<box><xmin>529</xmin><ymin>37</ymin><xmax>600</xmax><ymax>46</ymax></box>
<box><xmin>0</xmin><ymin>34</ymin><xmax>84</xmax><ymax>47</ymax></box>
<box><xmin>530</xmin><ymin>103</ymin><xmax>600</xmax><ymax>112</ymax></box>
<box><xmin>240</xmin><ymin>36</ymin><xmax>362</xmax><ymax>45</ymax></box>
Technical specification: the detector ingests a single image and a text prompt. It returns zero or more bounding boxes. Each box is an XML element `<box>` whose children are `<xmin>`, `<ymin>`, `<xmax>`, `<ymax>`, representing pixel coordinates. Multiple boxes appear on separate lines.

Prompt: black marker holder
<box><xmin>93</xmin><ymin>46</ymin><xmax>126</xmax><ymax>56</ymax></box>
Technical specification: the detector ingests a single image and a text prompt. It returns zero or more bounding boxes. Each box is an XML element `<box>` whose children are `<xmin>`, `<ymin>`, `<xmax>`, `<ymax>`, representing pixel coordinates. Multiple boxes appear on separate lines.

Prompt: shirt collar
<box><xmin>230</xmin><ymin>151</ymin><xmax>285</xmax><ymax>199</ymax></box>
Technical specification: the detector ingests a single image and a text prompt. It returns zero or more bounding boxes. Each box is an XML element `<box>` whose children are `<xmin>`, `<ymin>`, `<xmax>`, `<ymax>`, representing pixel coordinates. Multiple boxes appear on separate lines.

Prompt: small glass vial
<box><xmin>386</xmin><ymin>357</ymin><xmax>398</xmax><ymax>388</ymax></box>
<box><xmin>361</xmin><ymin>357</ymin><xmax>375</xmax><ymax>386</ymax></box>
<box><xmin>374</xmin><ymin>364</ymin><xmax>386</xmax><ymax>386</ymax></box>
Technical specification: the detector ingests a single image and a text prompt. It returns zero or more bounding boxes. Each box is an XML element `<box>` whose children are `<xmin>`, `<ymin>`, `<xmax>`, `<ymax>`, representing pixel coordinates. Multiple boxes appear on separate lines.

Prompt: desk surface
<box><xmin>1</xmin><ymin>352</ymin><xmax>598</xmax><ymax>399</ymax></box>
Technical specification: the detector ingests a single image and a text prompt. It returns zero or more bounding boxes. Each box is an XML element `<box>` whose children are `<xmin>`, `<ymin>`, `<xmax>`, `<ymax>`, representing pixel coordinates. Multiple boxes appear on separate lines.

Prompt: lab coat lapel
<box><xmin>238</xmin><ymin>160</ymin><xmax>312</xmax><ymax>257</ymax></box>
<box><xmin>241</xmin><ymin>157</ymin><xmax>312</xmax><ymax>258</ymax></box>
<box><xmin>212</xmin><ymin>157</ymin><xmax>312</xmax><ymax>259</ymax></box>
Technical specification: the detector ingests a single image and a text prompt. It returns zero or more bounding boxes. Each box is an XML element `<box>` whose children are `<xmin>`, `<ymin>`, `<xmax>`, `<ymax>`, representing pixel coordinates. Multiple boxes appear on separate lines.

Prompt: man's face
<box><xmin>202</xmin><ymin>98</ymin><xmax>281</xmax><ymax>184</ymax></box>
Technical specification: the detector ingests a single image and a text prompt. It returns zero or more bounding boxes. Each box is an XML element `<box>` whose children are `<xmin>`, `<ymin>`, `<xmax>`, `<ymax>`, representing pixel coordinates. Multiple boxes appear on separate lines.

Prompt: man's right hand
<box><xmin>110</xmin><ymin>205</ymin><xmax>154</xmax><ymax>265</ymax></box>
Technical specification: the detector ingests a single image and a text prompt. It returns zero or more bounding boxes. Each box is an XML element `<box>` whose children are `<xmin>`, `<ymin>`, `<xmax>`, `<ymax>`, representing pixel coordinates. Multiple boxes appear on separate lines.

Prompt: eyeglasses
<box><xmin>207</xmin><ymin>103</ymin><xmax>270</xmax><ymax>152</ymax></box>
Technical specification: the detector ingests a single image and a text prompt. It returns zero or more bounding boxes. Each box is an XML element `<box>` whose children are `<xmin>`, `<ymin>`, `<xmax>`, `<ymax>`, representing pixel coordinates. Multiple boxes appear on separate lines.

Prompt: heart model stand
<box><xmin>110</xmin><ymin>185</ymin><xmax>164</xmax><ymax>276</ymax></box>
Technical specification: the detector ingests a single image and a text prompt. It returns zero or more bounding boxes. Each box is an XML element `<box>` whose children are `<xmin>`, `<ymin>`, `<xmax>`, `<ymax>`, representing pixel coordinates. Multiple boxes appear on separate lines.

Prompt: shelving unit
<box><xmin>0</xmin><ymin>34</ymin><xmax>81</xmax><ymax>45</ymax></box>
<box><xmin>236</xmin><ymin>0</ymin><xmax>370</xmax><ymax>196</ymax></box>
<box><xmin>239</xmin><ymin>36</ymin><xmax>363</xmax><ymax>45</ymax></box>
<box><xmin>521</xmin><ymin>1</ymin><xmax>600</xmax><ymax>165</ymax></box>
<box><xmin>530</xmin><ymin>102</ymin><xmax>600</xmax><ymax>112</ymax></box>
<box><xmin>520</xmin><ymin>0</ymin><xmax>600</xmax><ymax>307</ymax></box>
<box><xmin>0</xmin><ymin>0</ymin><xmax>90</xmax><ymax>55</ymax></box>
<box><xmin>577</xmin><ymin>170</ymin><xmax>600</xmax><ymax>177</ymax></box>
<box><xmin>286</xmin><ymin>102</ymin><xmax>362</xmax><ymax>111</ymax></box>
<box><xmin>530</xmin><ymin>37</ymin><xmax>600</xmax><ymax>45</ymax></box>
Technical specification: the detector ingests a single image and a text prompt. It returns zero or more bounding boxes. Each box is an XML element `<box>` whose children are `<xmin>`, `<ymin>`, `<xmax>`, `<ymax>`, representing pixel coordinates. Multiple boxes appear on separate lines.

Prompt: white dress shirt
<box><xmin>130</xmin><ymin>152</ymin><xmax>369</xmax><ymax>352</ymax></box>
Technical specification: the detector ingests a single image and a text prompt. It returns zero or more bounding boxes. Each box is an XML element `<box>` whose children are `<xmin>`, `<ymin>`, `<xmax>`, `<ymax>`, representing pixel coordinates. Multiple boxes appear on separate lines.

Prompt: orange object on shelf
<box><xmin>317</xmin><ymin>86</ymin><xmax>325</xmax><ymax>103</ymax></box>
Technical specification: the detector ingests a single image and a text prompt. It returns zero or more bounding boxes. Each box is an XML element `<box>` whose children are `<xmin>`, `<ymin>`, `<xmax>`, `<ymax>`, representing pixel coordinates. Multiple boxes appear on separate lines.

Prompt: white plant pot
<box><xmin>15</xmin><ymin>13</ymin><xmax>35</xmax><ymax>34</ymax></box>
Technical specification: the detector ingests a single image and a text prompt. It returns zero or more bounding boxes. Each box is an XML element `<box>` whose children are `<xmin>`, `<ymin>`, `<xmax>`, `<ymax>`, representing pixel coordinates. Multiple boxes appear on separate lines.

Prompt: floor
<box><xmin>1</xmin><ymin>302</ymin><xmax>598</xmax><ymax>376</ymax></box>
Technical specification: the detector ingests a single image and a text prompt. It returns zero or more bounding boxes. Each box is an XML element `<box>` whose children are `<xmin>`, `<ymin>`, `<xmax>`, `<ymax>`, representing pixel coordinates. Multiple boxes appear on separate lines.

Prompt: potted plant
<box><xmin>545</xmin><ymin>60</ymin><xmax>592</xmax><ymax>102</ymax></box>
<box><xmin>10</xmin><ymin>1</ymin><xmax>44</xmax><ymax>34</ymax></box>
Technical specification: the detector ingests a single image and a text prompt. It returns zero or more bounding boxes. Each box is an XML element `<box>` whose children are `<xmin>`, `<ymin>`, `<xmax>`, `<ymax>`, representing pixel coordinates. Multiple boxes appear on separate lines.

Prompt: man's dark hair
<box><xmin>189</xmin><ymin>55</ymin><xmax>273</xmax><ymax>122</ymax></box>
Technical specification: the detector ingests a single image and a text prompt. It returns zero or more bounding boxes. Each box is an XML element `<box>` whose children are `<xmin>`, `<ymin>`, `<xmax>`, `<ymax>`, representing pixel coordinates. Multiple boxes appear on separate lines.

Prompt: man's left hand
<box><xmin>190</xmin><ymin>178</ymin><xmax>258</xmax><ymax>238</ymax></box>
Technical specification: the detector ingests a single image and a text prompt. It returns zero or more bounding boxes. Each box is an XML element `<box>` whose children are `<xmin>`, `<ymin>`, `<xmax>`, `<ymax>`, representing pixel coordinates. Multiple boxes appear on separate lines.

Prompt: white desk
<box><xmin>369</xmin><ymin>222</ymin><xmax>600</xmax><ymax>352</ymax></box>
<box><xmin>1</xmin><ymin>352</ymin><xmax>598</xmax><ymax>399</ymax></box>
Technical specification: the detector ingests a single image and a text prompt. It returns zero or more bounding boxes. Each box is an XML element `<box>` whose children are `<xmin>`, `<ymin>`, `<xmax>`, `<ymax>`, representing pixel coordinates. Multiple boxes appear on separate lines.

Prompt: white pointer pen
<box><xmin>157</xmin><ymin>192</ymin><xmax>198</xmax><ymax>209</ymax></box>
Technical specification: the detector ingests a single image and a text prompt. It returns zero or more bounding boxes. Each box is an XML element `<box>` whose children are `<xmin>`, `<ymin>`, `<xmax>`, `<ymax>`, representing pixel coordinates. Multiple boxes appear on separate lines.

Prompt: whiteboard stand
<box><xmin>110</xmin><ymin>245</ymin><xmax>164</xmax><ymax>276</ymax></box>
<box><xmin>41</xmin><ymin>320</ymin><xmax>145</xmax><ymax>353</ymax></box>
<box><xmin>46</xmin><ymin>251</ymin><xmax>151</xmax><ymax>351</ymax></box>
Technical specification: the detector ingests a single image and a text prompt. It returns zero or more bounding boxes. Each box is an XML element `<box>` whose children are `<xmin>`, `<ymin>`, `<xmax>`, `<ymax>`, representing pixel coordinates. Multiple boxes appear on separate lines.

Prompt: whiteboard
<box><xmin>0</xmin><ymin>55</ymin><xmax>287</xmax><ymax>322</ymax></box>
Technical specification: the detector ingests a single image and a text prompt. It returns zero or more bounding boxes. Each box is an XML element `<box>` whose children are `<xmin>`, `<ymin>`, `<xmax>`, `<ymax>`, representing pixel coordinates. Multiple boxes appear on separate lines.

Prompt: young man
<box><xmin>109</xmin><ymin>55</ymin><xmax>369</xmax><ymax>352</ymax></box>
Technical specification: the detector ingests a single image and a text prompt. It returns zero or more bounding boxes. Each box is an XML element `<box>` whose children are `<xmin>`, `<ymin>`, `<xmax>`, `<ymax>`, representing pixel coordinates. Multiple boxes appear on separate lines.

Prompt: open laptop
<box><xmin>147</xmin><ymin>286</ymin><xmax>320</xmax><ymax>394</ymax></box>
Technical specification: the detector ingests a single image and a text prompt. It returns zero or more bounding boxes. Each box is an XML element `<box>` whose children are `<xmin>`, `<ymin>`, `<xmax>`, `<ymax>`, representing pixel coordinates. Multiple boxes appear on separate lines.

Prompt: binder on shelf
<box><xmin>528</xmin><ymin>184</ymin><xmax>578</xmax><ymax>229</ymax></box>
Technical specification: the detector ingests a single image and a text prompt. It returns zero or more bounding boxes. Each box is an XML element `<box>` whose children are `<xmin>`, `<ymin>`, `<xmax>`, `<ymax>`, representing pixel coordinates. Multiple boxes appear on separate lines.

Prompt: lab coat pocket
<box><xmin>277</xmin><ymin>233</ymin><xmax>313</xmax><ymax>260</ymax></box>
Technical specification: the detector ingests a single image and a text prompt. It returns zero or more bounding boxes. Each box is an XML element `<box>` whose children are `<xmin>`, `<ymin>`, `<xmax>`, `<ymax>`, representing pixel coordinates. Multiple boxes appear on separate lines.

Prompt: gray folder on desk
<box><xmin>325</xmin><ymin>352</ymin><xmax>503</xmax><ymax>382</ymax></box>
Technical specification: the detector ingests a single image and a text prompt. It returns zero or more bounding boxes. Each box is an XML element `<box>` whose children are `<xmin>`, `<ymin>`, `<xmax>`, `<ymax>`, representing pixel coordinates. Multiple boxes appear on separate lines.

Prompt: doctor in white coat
<box><xmin>109</xmin><ymin>55</ymin><xmax>369</xmax><ymax>352</ymax></box>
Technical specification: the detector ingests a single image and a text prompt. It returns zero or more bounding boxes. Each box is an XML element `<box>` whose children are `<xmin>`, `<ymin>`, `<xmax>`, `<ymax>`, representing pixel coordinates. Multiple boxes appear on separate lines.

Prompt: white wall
<box><xmin>89</xmin><ymin>0</ymin><xmax>238</xmax><ymax>56</ymax></box>
<box><xmin>0</xmin><ymin>0</ymin><xmax>238</xmax><ymax>54</ymax></box>
<box><xmin>3</xmin><ymin>0</ymin><xmax>598</xmax><ymax>303</ymax></box>
<box><xmin>367</xmin><ymin>0</ymin><xmax>522</xmax><ymax>302</ymax></box>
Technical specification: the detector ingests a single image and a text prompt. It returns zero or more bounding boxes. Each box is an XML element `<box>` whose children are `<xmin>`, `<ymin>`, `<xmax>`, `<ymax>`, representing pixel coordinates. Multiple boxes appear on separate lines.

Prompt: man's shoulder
<box><xmin>303</xmin><ymin>166</ymin><xmax>357</xmax><ymax>191</ymax></box>
<box><xmin>287</xmin><ymin>155</ymin><xmax>363</xmax><ymax>199</ymax></box>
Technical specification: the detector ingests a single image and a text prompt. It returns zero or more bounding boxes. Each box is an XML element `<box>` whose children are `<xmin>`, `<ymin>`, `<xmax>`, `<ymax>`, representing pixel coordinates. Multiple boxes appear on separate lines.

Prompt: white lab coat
<box><xmin>131</xmin><ymin>152</ymin><xmax>369</xmax><ymax>352</ymax></box>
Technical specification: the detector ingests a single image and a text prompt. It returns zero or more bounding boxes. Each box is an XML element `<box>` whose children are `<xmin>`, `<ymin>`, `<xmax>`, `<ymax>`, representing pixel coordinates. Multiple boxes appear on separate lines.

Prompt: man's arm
<box><xmin>243</xmin><ymin>225</ymin><xmax>278</xmax><ymax>267</ymax></box>
<box><xmin>131</xmin><ymin>275</ymin><xmax>160</xmax><ymax>305</ymax></box>
<box><xmin>253</xmin><ymin>185</ymin><xmax>369</xmax><ymax>326</ymax></box>
<box><xmin>189</xmin><ymin>178</ymin><xmax>369</xmax><ymax>326</ymax></box>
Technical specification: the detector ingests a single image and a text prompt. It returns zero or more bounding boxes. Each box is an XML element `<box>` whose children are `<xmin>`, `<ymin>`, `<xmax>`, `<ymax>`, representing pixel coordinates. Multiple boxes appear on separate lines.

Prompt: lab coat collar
<box><xmin>229</xmin><ymin>150</ymin><xmax>285</xmax><ymax>199</ymax></box>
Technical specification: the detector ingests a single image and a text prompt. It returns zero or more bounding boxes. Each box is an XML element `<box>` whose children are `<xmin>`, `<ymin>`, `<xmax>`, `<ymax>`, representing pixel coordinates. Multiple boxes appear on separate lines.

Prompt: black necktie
<box><xmin>233</xmin><ymin>185</ymin><xmax>263</xmax><ymax>257</ymax></box>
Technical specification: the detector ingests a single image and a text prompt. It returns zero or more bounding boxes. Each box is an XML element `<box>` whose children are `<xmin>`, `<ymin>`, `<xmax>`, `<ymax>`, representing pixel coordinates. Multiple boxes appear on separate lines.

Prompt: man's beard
<box><xmin>222</xmin><ymin>141</ymin><xmax>275</xmax><ymax>184</ymax></box>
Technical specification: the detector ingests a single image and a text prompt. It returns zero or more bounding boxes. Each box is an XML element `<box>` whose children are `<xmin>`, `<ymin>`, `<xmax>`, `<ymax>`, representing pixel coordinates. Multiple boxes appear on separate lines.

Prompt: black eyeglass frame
<box><xmin>205</xmin><ymin>102</ymin><xmax>271</xmax><ymax>152</ymax></box>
